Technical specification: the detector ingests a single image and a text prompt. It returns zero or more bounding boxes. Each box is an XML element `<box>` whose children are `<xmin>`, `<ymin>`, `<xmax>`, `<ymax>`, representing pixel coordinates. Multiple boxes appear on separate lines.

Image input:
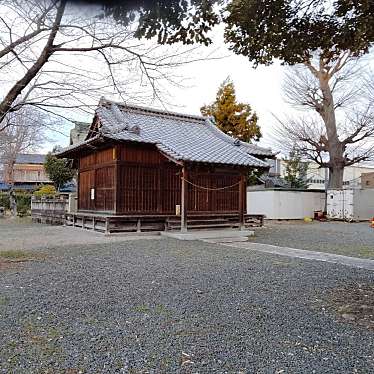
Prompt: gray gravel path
<box><xmin>251</xmin><ymin>221</ymin><xmax>374</xmax><ymax>259</ymax></box>
<box><xmin>1</xmin><ymin>237</ymin><xmax>373</xmax><ymax>373</ymax></box>
<box><xmin>0</xmin><ymin>218</ymin><xmax>160</xmax><ymax>251</ymax></box>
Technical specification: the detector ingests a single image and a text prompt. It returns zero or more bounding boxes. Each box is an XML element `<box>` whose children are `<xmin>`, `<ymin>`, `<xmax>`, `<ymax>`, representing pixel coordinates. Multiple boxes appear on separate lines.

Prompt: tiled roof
<box><xmin>15</xmin><ymin>154</ymin><xmax>46</xmax><ymax>165</ymax></box>
<box><xmin>259</xmin><ymin>175</ymin><xmax>290</xmax><ymax>188</ymax></box>
<box><xmin>94</xmin><ymin>101</ymin><xmax>269</xmax><ymax>167</ymax></box>
<box><xmin>239</xmin><ymin>141</ymin><xmax>275</xmax><ymax>157</ymax></box>
<box><xmin>58</xmin><ymin>100</ymin><xmax>271</xmax><ymax>168</ymax></box>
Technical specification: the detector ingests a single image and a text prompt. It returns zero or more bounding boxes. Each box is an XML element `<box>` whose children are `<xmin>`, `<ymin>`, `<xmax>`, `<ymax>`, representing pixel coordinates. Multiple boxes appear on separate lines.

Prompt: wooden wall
<box><xmin>187</xmin><ymin>171</ymin><xmax>240</xmax><ymax>213</ymax></box>
<box><xmin>78</xmin><ymin>143</ymin><xmax>243</xmax><ymax>215</ymax></box>
<box><xmin>117</xmin><ymin>144</ymin><xmax>180</xmax><ymax>214</ymax></box>
<box><xmin>79</xmin><ymin>148</ymin><xmax>115</xmax><ymax>212</ymax></box>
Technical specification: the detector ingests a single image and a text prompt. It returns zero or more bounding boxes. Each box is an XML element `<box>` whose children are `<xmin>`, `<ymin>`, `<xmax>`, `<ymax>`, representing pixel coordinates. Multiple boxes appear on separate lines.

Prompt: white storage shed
<box><xmin>327</xmin><ymin>189</ymin><xmax>374</xmax><ymax>221</ymax></box>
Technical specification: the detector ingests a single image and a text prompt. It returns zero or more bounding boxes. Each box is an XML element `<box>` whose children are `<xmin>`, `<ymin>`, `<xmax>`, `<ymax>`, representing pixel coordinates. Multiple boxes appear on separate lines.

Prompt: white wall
<box><xmin>247</xmin><ymin>189</ymin><xmax>325</xmax><ymax>219</ymax></box>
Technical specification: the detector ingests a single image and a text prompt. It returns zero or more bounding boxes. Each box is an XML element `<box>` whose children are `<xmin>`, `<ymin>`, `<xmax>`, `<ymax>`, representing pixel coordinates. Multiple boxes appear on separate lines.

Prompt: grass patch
<box><xmin>0</xmin><ymin>296</ymin><xmax>10</xmax><ymax>306</ymax></box>
<box><xmin>133</xmin><ymin>304</ymin><xmax>151</xmax><ymax>314</ymax></box>
<box><xmin>0</xmin><ymin>250</ymin><xmax>46</xmax><ymax>269</ymax></box>
<box><xmin>0</xmin><ymin>250</ymin><xmax>33</xmax><ymax>260</ymax></box>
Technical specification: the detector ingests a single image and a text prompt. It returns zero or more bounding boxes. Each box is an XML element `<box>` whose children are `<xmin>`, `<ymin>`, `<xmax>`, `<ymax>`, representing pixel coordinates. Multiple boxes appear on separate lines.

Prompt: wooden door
<box><xmin>79</xmin><ymin>169</ymin><xmax>95</xmax><ymax>211</ymax></box>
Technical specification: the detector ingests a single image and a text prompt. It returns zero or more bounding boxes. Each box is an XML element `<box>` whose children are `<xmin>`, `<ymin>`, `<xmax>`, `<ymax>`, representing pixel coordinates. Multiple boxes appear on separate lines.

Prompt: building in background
<box><xmin>361</xmin><ymin>172</ymin><xmax>374</xmax><ymax>189</ymax></box>
<box><xmin>3</xmin><ymin>154</ymin><xmax>51</xmax><ymax>190</ymax></box>
<box><xmin>70</xmin><ymin>121</ymin><xmax>90</xmax><ymax>145</ymax></box>
<box><xmin>267</xmin><ymin>159</ymin><xmax>374</xmax><ymax>190</ymax></box>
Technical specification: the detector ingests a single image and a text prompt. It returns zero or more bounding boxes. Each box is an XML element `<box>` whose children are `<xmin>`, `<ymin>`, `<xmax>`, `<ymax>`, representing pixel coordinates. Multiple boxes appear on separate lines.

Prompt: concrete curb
<box><xmin>210</xmin><ymin>241</ymin><xmax>374</xmax><ymax>271</ymax></box>
<box><xmin>161</xmin><ymin>229</ymin><xmax>254</xmax><ymax>241</ymax></box>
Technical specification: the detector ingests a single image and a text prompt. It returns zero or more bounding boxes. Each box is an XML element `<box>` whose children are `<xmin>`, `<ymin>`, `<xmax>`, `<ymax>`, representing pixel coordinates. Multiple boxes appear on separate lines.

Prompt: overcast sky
<box><xmin>45</xmin><ymin>43</ymin><xmax>285</xmax><ymax>152</ymax></box>
<box><xmin>45</xmin><ymin>27</ymin><xmax>374</xmax><ymax>157</ymax></box>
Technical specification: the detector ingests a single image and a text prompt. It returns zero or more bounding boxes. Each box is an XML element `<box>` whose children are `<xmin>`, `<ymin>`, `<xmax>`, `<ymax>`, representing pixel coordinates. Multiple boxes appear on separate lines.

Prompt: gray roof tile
<box><xmin>58</xmin><ymin>100</ymin><xmax>271</xmax><ymax>168</ymax></box>
<box><xmin>15</xmin><ymin>154</ymin><xmax>46</xmax><ymax>164</ymax></box>
<box><xmin>96</xmin><ymin>102</ymin><xmax>269</xmax><ymax>168</ymax></box>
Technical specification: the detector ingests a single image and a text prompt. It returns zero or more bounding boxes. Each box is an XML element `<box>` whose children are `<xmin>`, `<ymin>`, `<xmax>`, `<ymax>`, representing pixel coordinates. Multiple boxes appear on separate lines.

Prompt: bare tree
<box><xmin>275</xmin><ymin>53</ymin><xmax>374</xmax><ymax>188</ymax></box>
<box><xmin>0</xmin><ymin>106</ymin><xmax>47</xmax><ymax>215</ymax></box>
<box><xmin>0</xmin><ymin>0</ymin><xmax>204</xmax><ymax>131</ymax></box>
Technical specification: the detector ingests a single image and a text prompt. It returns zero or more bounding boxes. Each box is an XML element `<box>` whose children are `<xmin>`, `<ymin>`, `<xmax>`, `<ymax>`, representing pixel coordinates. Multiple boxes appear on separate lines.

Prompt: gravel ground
<box><xmin>251</xmin><ymin>221</ymin><xmax>374</xmax><ymax>259</ymax></box>
<box><xmin>0</xmin><ymin>218</ymin><xmax>160</xmax><ymax>251</ymax></box>
<box><xmin>1</xmin><ymin>236</ymin><xmax>373</xmax><ymax>373</ymax></box>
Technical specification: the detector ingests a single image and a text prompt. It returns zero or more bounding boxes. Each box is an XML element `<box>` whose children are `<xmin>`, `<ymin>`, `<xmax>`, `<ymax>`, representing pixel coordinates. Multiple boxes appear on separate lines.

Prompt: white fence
<box><xmin>247</xmin><ymin>189</ymin><xmax>325</xmax><ymax>220</ymax></box>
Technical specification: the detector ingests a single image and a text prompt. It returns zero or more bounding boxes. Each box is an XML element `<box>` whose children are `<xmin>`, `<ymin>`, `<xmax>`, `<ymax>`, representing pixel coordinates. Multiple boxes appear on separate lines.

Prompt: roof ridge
<box><xmin>99</xmin><ymin>97</ymin><xmax>205</xmax><ymax>123</ymax></box>
<box><xmin>18</xmin><ymin>153</ymin><xmax>46</xmax><ymax>156</ymax></box>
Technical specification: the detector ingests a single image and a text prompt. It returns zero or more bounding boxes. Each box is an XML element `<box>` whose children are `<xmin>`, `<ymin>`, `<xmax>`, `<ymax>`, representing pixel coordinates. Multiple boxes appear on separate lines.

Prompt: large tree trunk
<box><xmin>328</xmin><ymin>166</ymin><xmax>344</xmax><ymax>189</ymax></box>
<box><xmin>6</xmin><ymin>160</ymin><xmax>17</xmax><ymax>216</ymax></box>
<box><xmin>318</xmin><ymin>71</ymin><xmax>345</xmax><ymax>189</ymax></box>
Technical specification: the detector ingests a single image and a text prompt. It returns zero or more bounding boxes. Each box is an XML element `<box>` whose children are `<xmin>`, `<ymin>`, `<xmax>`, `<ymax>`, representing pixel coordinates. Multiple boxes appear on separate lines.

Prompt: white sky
<box><xmin>1</xmin><ymin>1</ymin><xmax>372</xmax><ymax>158</ymax></box>
<box><xmin>43</xmin><ymin>27</ymin><xmax>373</xmax><ymax>157</ymax></box>
<box><xmin>45</xmin><ymin>45</ymin><xmax>285</xmax><ymax>152</ymax></box>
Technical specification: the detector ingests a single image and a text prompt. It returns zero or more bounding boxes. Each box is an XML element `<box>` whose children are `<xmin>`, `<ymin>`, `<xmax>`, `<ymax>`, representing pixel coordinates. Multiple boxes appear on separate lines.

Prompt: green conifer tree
<box><xmin>284</xmin><ymin>147</ymin><xmax>309</xmax><ymax>189</ymax></box>
<box><xmin>200</xmin><ymin>78</ymin><xmax>261</xmax><ymax>143</ymax></box>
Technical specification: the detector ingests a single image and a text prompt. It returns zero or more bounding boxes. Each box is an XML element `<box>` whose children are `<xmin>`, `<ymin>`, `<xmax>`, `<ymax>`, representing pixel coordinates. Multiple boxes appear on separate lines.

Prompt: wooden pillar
<box><xmin>113</xmin><ymin>145</ymin><xmax>119</xmax><ymax>214</ymax></box>
<box><xmin>77</xmin><ymin>159</ymin><xmax>80</xmax><ymax>211</ymax></box>
<box><xmin>157</xmin><ymin>165</ymin><xmax>162</xmax><ymax>213</ymax></box>
<box><xmin>181</xmin><ymin>165</ymin><xmax>188</xmax><ymax>232</ymax></box>
<box><xmin>239</xmin><ymin>173</ymin><xmax>246</xmax><ymax>230</ymax></box>
<box><xmin>105</xmin><ymin>217</ymin><xmax>109</xmax><ymax>235</ymax></box>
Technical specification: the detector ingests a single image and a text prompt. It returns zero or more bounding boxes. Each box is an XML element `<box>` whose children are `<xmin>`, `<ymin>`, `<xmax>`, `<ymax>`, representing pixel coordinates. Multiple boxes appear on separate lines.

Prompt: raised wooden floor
<box><xmin>65</xmin><ymin>212</ymin><xmax>264</xmax><ymax>234</ymax></box>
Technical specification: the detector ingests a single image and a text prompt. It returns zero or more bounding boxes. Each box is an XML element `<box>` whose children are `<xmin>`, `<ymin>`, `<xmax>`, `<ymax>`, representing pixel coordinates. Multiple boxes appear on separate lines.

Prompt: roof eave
<box><xmin>55</xmin><ymin>135</ymin><xmax>105</xmax><ymax>158</ymax></box>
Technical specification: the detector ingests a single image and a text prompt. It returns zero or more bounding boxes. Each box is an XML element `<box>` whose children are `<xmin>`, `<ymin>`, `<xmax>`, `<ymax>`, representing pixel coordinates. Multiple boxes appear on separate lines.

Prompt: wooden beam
<box><xmin>113</xmin><ymin>145</ymin><xmax>119</xmax><ymax>214</ymax></box>
<box><xmin>239</xmin><ymin>173</ymin><xmax>246</xmax><ymax>229</ymax></box>
<box><xmin>77</xmin><ymin>159</ymin><xmax>80</xmax><ymax>211</ymax></box>
<box><xmin>181</xmin><ymin>165</ymin><xmax>188</xmax><ymax>232</ymax></box>
<box><xmin>157</xmin><ymin>165</ymin><xmax>162</xmax><ymax>213</ymax></box>
<box><xmin>158</xmin><ymin>150</ymin><xmax>183</xmax><ymax>166</ymax></box>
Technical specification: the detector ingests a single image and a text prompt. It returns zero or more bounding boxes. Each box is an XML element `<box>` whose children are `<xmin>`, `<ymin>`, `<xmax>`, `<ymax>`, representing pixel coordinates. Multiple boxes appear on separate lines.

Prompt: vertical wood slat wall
<box><xmin>78</xmin><ymin>143</ymin><xmax>243</xmax><ymax>215</ymax></box>
<box><xmin>79</xmin><ymin>148</ymin><xmax>115</xmax><ymax>212</ymax></box>
<box><xmin>117</xmin><ymin>144</ymin><xmax>181</xmax><ymax>214</ymax></box>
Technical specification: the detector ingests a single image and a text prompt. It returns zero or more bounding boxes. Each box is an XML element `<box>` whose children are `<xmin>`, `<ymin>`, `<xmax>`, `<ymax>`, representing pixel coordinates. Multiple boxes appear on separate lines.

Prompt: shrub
<box><xmin>0</xmin><ymin>191</ymin><xmax>32</xmax><ymax>216</ymax></box>
<box><xmin>0</xmin><ymin>193</ymin><xmax>10</xmax><ymax>210</ymax></box>
<box><xmin>33</xmin><ymin>185</ymin><xmax>57</xmax><ymax>197</ymax></box>
<box><xmin>16</xmin><ymin>192</ymin><xmax>31</xmax><ymax>216</ymax></box>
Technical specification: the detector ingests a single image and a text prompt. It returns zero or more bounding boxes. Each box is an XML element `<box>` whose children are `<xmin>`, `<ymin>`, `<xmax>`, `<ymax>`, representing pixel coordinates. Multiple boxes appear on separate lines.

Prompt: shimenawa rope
<box><xmin>181</xmin><ymin>177</ymin><xmax>240</xmax><ymax>191</ymax></box>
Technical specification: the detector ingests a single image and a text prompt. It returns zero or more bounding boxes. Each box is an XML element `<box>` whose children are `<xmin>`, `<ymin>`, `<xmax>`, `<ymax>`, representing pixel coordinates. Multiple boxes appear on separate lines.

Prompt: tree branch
<box><xmin>0</xmin><ymin>0</ymin><xmax>66</xmax><ymax>125</ymax></box>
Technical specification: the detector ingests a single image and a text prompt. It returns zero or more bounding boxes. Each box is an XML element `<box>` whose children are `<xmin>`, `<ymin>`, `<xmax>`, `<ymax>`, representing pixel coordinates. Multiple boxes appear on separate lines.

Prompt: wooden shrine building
<box><xmin>57</xmin><ymin>99</ymin><xmax>273</xmax><ymax>233</ymax></box>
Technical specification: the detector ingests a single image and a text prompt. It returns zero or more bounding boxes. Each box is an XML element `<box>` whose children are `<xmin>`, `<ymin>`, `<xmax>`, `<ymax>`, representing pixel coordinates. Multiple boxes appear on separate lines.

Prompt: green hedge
<box><xmin>0</xmin><ymin>192</ymin><xmax>32</xmax><ymax>216</ymax></box>
<box><xmin>0</xmin><ymin>192</ymin><xmax>10</xmax><ymax>209</ymax></box>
